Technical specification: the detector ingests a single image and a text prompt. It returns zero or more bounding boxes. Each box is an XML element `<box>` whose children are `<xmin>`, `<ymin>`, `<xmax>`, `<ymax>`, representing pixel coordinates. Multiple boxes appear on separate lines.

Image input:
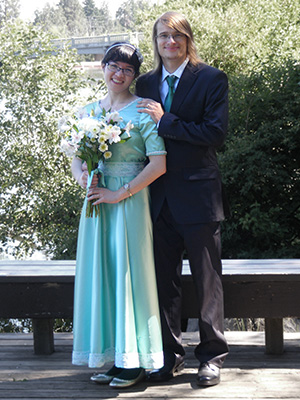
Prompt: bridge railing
<box><xmin>53</xmin><ymin>32</ymin><xmax>144</xmax><ymax>54</ymax></box>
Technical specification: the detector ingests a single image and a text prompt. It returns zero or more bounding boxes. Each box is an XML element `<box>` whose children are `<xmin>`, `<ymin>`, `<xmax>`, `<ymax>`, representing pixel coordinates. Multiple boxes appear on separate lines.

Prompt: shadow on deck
<box><xmin>0</xmin><ymin>331</ymin><xmax>300</xmax><ymax>399</ymax></box>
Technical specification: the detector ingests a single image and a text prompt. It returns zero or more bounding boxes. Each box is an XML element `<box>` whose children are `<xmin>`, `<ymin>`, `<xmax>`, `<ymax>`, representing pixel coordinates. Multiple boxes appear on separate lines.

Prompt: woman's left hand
<box><xmin>137</xmin><ymin>98</ymin><xmax>164</xmax><ymax>124</ymax></box>
<box><xmin>87</xmin><ymin>187</ymin><xmax>119</xmax><ymax>205</ymax></box>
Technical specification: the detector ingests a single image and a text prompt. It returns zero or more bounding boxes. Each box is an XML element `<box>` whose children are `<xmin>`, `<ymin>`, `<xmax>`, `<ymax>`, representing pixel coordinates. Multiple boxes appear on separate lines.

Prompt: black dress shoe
<box><xmin>196</xmin><ymin>362</ymin><xmax>220</xmax><ymax>386</ymax></box>
<box><xmin>148</xmin><ymin>354</ymin><xmax>184</xmax><ymax>382</ymax></box>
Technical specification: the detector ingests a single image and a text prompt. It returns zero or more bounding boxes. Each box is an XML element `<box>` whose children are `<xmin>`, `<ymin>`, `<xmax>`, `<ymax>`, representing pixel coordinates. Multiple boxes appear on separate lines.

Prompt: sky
<box><xmin>19</xmin><ymin>0</ymin><xmax>125</xmax><ymax>21</ymax></box>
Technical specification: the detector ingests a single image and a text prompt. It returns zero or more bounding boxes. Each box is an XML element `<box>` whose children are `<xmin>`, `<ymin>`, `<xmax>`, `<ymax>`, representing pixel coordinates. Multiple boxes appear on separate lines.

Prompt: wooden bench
<box><xmin>0</xmin><ymin>259</ymin><xmax>299</xmax><ymax>356</ymax></box>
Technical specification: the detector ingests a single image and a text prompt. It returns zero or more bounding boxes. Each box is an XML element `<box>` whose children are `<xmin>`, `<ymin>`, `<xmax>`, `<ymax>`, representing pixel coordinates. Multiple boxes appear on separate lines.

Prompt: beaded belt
<box><xmin>98</xmin><ymin>161</ymin><xmax>145</xmax><ymax>177</ymax></box>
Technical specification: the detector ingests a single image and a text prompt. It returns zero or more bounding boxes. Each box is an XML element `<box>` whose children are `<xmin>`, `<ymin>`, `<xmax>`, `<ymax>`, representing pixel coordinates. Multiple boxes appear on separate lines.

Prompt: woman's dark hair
<box><xmin>102</xmin><ymin>42</ymin><xmax>143</xmax><ymax>76</ymax></box>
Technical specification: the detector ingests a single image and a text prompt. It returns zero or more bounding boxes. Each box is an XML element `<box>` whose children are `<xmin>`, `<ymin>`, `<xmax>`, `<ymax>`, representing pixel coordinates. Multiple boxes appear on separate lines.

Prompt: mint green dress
<box><xmin>72</xmin><ymin>99</ymin><xmax>165</xmax><ymax>370</ymax></box>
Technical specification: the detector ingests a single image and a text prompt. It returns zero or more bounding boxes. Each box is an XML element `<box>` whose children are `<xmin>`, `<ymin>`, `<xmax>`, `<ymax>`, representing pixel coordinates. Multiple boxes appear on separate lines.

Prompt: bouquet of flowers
<box><xmin>59</xmin><ymin>107</ymin><xmax>133</xmax><ymax>217</ymax></box>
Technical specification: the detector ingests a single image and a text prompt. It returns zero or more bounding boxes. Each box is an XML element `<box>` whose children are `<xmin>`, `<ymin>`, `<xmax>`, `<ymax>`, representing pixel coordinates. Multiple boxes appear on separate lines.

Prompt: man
<box><xmin>136</xmin><ymin>11</ymin><xmax>229</xmax><ymax>386</ymax></box>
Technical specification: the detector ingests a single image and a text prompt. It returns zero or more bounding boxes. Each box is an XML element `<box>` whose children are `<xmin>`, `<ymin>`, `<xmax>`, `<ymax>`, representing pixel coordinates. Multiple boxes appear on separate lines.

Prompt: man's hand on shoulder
<box><xmin>137</xmin><ymin>98</ymin><xmax>164</xmax><ymax>124</ymax></box>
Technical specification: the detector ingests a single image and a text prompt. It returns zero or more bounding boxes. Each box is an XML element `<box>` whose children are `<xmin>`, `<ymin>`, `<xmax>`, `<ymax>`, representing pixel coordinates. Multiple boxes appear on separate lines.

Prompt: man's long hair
<box><xmin>152</xmin><ymin>11</ymin><xmax>202</xmax><ymax>71</ymax></box>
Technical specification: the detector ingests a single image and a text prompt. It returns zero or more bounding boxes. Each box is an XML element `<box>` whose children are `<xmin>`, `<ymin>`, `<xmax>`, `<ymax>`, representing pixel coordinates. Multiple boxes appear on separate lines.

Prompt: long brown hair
<box><xmin>152</xmin><ymin>11</ymin><xmax>202</xmax><ymax>71</ymax></box>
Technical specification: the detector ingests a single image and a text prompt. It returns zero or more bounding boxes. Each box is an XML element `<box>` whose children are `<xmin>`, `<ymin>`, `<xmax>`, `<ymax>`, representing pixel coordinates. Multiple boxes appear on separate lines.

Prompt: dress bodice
<box><xmin>84</xmin><ymin>98</ymin><xmax>166</xmax><ymax>166</ymax></box>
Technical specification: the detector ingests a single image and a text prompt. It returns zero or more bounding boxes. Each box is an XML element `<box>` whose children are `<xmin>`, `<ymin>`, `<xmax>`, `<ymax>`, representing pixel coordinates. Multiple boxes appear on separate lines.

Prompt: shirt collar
<box><xmin>161</xmin><ymin>58</ymin><xmax>189</xmax><ymax>82</ymax></box>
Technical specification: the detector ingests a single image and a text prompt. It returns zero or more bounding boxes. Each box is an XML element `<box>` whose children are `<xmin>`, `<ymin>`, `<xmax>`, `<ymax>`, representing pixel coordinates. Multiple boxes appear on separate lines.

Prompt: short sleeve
<box><xmin>138</xmin><ymin>113</ymin><xmax>167</xmax><ymax>157</ymax></box>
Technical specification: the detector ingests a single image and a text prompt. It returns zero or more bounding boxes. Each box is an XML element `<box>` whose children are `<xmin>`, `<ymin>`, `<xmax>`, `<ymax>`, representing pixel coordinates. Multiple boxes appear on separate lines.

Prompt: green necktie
<box><xmin>164</xmin><ymin>75</ymin><xmax>177</xmax><ymax>112</ymax></box>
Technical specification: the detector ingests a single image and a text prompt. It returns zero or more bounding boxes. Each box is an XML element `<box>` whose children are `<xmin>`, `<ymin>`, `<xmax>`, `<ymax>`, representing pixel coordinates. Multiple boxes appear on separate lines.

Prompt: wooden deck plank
<box><xmin>0</xmin><ymin>332</ymin><xmax>299</xmax><ymax>399</ymax></box>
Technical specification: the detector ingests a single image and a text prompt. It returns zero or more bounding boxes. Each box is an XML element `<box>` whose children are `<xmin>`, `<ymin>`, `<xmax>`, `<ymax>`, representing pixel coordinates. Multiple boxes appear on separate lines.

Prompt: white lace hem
<box><xmin>72</xmin><ymin>349</ymin><xmax>163</xmax><ymax>370</ymax></box>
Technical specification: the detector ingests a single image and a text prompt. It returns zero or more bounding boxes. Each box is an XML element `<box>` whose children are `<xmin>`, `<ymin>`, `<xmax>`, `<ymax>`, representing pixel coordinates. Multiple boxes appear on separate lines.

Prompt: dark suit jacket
<box><xmin>136</xmin><ymin>62</ymin><xmax>228</xmax><ymax>224</ymax></box>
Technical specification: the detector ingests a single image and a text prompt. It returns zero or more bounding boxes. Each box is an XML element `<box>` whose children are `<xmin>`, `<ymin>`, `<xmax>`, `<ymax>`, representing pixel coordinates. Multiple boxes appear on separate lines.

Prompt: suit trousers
<box><xmin>153</xmin><ymin>201</ymin><xmax>229</xmax><ymax>367</ymax></box>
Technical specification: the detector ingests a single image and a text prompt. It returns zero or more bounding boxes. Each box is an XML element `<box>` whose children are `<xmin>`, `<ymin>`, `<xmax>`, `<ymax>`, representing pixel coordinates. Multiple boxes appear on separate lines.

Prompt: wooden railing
<box><xmin>1</xmin><ymin>259</ymin><xmax>300</xmax><ymax>355</ymax></box>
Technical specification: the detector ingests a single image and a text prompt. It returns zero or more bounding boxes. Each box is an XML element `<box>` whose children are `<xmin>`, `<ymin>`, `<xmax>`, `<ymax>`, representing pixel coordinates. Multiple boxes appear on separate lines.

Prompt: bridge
<box><xmin>53</xmin><ymin>32</ymin><xmax>144</xmax><ymax>58</ymax></box>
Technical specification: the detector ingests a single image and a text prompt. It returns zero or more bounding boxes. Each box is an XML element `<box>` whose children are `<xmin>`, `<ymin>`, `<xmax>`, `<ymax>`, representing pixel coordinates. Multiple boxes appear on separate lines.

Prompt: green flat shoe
<box><xmin>90</xmin><ymin>365</ymin><xmax>123</xmax><ymax>384</ymax></box>
<box><xmin>109</xmin><ymin>368</ymin><xmax>145</xmax><ymax>388</ymax></box>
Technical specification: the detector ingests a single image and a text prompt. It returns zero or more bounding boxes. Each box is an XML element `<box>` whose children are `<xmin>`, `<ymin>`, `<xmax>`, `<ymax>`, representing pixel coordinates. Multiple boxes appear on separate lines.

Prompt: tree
<box><xmin>220</xmin><ymin>61</ymin><xmax>300</xmax><ymax>258</ymax></box>
<box><xmin>34</xmin><ymin>4</ymin><xmax>69</xmax><ymax>38</ymax></box>
<box><xmin>116</xmin><ymin>0</ymin><xmax>149</xmax><ymax>31</ymax></box>
<box><xmin>34</xmin><ymin>0</ymin><xmax>112</xmax><ymax>37</ymax></box>
<box><xmin>83</xmin><ymin>0</ymin><xmax>112</xmax><ymax>35</ymax></box>
<box><xmin>0</xmin><ymin>20</ymin><xmax>104</xmax><ymax>259</ymax></box>
<box><xmin>34</xmin><ymin>0</ymin><xmax>89</xmax><ymax>38</ymax></box>
<box><xmin>0</xmin><ymin>0</ymin><xmax>20</xmax><ymax>26</ymax></box>
<box><xmin>58</xmin><ymin>0</ymin><xmax>88</xmax><ymax>36</ymax></box>
<box><xmin>83</xmin><ymin>0</ymin><xmax>97</xmax><ymax>17</ymax></box>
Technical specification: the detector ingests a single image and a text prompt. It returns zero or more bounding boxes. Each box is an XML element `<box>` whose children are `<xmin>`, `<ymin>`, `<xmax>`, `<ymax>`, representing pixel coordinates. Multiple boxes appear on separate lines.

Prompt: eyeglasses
<box><xmin>106</xmin><ymin>63</ymin><xmax>135</xmax><ymax>77</ymax></box>
<box><xmin>156</xmin><ymin>33</ymin><xmax>186</xmax><ymax>42</ymax></box>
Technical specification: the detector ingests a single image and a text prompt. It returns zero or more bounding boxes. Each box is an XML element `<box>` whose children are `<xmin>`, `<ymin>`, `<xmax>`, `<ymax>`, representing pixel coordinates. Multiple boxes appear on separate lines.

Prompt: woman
<box><xmin>71</xmin><ymin>42</ymin><xmax>166</xmax><ymax>389</ymax></box>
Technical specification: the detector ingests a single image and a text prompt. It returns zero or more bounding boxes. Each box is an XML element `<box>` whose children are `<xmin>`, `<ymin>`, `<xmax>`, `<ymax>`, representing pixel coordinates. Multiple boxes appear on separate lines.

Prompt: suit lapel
<box><xmin>147</xmin><ymin>72</ymin><xmax>162</xmax><ymax>103</ymax></box>
<box><xmin>170</xmin><ymin>63</ymin><xmax>201</xmax><ymax>114</ymax></box>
